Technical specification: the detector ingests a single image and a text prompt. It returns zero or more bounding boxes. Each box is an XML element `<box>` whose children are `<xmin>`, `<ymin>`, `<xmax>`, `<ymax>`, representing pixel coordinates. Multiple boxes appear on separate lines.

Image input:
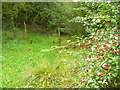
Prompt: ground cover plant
<box><xmin>2</xmin><ymin>2</ymin><xmax>120</xmax><ymax>88</ymax></box>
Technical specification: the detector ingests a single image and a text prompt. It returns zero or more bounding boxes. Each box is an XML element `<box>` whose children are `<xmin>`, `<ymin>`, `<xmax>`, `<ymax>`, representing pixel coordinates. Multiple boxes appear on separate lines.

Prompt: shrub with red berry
<box><xmin>72</xmin><ymin>2</ymin><xmax>119</xmax><ymax>88</ymax></box>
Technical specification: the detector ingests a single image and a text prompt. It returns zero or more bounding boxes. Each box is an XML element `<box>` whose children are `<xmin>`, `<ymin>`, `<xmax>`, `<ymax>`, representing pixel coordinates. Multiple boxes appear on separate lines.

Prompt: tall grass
<box><xmin>18</xmin><ymin>49</ymin><xmax>86</xmax><ymax>88</ymax></box>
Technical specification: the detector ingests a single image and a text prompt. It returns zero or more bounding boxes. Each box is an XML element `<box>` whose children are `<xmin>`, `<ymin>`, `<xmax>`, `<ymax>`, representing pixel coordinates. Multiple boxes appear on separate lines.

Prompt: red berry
<box><xmin>109</xmin><ymin>69</ymin><xmax>112</xmax><ymax>70</ymax></box>
<box><xmin>80</xmin><ymin>43</ymin><xmax>83</xmax><ymax>46</ymax></box>
<box><xmin>101</xmin><ymin>56</ymin><xmax>105</xmax><ymax>59</ymax></box>
<box><xmin>114</xmin><ymin>51</ymin><xmax>120</xmax><ymax>54</ymax></box>
<box><xmin>98</xmin><ymin>33</ymin><xmax>100</xmax><ymax>35</ymax></box>
<box><xmin>102</xmin><ymin>67</ymin><xmax>109</xmax><ymax>70</ymax></box>
<box><xmin>98</xmin><ymin>72</ymin><xmax>104</xmax><ymax>77</ymax></box>
<box><xmin>118</xmin><ymin>8</ymin><xmax>120</xmax><ymax>12</ymax></box>
<box><xmin>103</xmin><ymin>64</ymin><xmax>107</xmax><ymax>66</ymax></box>
<box><xmin>97</xmin><ymin>56</ymin><xmax>105</xmax><ymax>59</ymax></box>
<box><xmin>88</xmin><ymin>49</ymin><xmax>91</xmax><ymax>51</ymax></box>
<box><xmin>85</xmin><ymin>69</ymin><xmax>89</xmax><ymax>72</ymax></box>
<box><xmin>82</xmin><ymin>79</ymin><xmax>86</xmax><ymax>82</ymax></box>
<box><xmin>80</xmin><ymin>78</ymin><xmax>86</xmax><ymax>82</ymax></box>
<box><xmin>96</xmin><ymin>46</ymin><xmax>99</xmax><ymax>49</ymax></box>
<box><xmin>114</xmin><ymin>30</ymin><xmax>118</xmax><ymax>32</ymax></box>
<box><xmin>85</xmin><ymin>46</ymin><xmax>90</xmax><ymax>49</ymax></box>
<box><xmin>102</xmin><ymin>47</ymin><xmax>109</xmax><ymax>51</ymax></box>
<box><xmin>98</xmin><ymin>53</ymin><xmax>102</xmax><ymax>55</ymax></box>
<box><xmin>111</xmin><ymin>47</ymin><xmax>115</xmax><ymax>51</ymax></box>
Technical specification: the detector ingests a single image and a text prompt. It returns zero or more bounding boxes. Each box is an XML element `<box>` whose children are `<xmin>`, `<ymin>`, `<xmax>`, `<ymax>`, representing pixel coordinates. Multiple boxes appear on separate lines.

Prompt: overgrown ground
<box><xmin>2</xmin><ymin>26</ymin><xmax>119</xmax><ymax>88</ymax></box>
<box><xmin>2</xmin><ymin>29</ymin><xmax>86</xmax><ymax>88</ymax></box>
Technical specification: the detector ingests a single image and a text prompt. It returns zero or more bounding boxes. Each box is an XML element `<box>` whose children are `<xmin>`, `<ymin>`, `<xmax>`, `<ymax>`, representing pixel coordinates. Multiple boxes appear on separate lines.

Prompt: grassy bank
<box><xmin>2</xmin><ymin>31</ymin><xmax>85</xmax><ymax>88</ymax></box>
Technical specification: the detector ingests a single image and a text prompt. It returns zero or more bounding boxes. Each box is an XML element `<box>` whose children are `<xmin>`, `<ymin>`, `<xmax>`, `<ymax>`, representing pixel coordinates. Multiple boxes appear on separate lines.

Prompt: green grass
<box><xmin>2</xmin><ymin>32</ymin><xmax>57</xmax><ymax>87</ymax></box>
<box><xmin>2</xmin><ymin>30</ymin><xmax>86</xmax><ymax>88</ymax></box>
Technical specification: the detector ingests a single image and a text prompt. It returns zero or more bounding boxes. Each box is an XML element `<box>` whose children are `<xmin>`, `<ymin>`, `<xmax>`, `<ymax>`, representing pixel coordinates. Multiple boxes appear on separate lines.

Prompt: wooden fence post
<box><xmin>24</xmin><ymin>22</ymin><xmax>27</xmax><ymax>38</ymax></box>
<box><xmin>58</xmin><ymin>29</ymin><xmax>61</xmax><ymax>45</ymax></box>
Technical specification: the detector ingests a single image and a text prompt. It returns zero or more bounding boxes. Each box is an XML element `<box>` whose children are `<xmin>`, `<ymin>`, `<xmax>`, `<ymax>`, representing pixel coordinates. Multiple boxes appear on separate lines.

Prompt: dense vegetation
<box><xmin>2</xmin><ymin>2</ymin><xmax>120</xmax><ymax>88</ymax></box>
